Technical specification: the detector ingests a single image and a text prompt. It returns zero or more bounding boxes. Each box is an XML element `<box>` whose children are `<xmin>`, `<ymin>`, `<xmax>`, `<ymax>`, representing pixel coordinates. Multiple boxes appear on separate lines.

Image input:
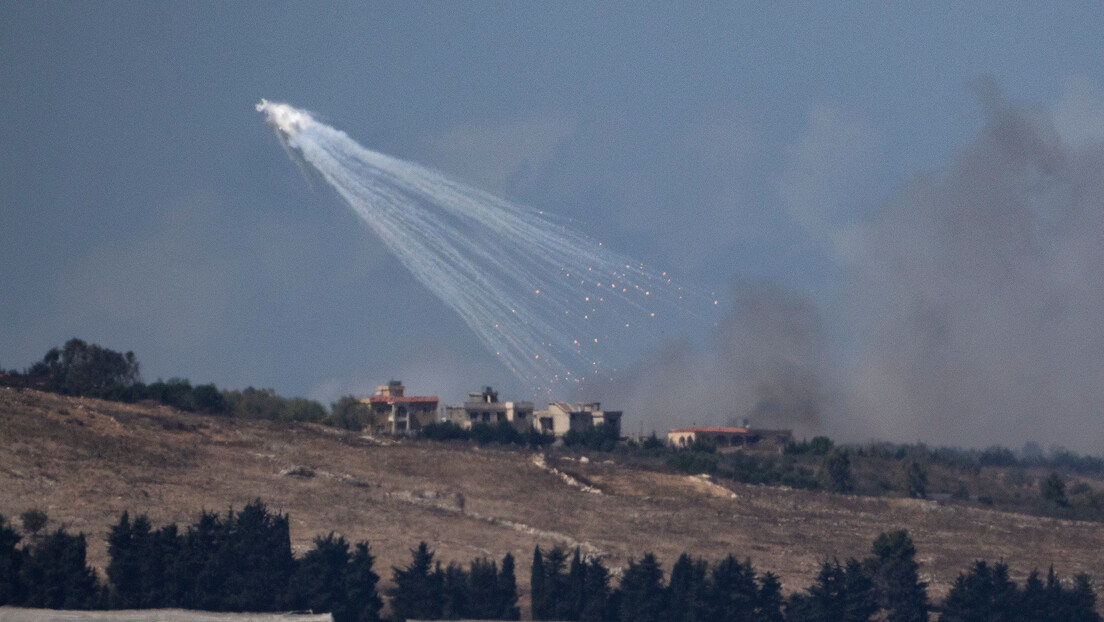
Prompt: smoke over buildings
<box><xmin>614</xmin><ymin>87</ymin><xmax>1104</xmax><ymax>452</ymax></box>
<box><xmin>843</xmin><ymin>87</ymin><xmax>1104</xmax><ymax>451</ymax></box>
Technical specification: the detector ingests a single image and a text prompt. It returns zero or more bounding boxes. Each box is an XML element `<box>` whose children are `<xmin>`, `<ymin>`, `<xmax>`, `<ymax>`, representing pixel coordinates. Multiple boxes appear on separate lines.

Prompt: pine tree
<box><xmin>441</xmin><ymin>561</ymin><xmax>470</xmax><ymax>619</ymax></box>
<box><xmin>543</xmin><ymin>546</ymin><xmax>571</xmax><ymax>620</ymax></box>
<box><xmin>347</xmin><ymin>541</ymin><xmax>383</xmax><ymax>622</ymax></box>
<box><xmin>0</xmin><ymin>515</ymin><xmax>23</xmax><ymax>606</ymax></box>
<box><xmin>756</xmin><ymin>572</ymin><xmax>785</xmax><ymax>622</ymax></box>
<box><xmin>21</xmin><ymin>528</ymin><xmax>100</xmax><ymax>609</ymax></box>
<box><xmin>618</xmin><ymin>553</ymin><xmax>666</xmax><ymax>622</ymax></box>
<box><xmin>665</xmin><ymin>553</ymin><xmax>708</xmax><ymax>622</ymax></box>
<box><xmin>940</xmin><ymin>561</ymin><xmax>1018</xmax><ymax>622</ymax></box>
<box><xmin>708</xmin><ymin>554</ymin><xmax>758</xmax><ymax>621</ymax></box>
<box><xmin>868</xmin><ymin>530</ymin><xmax>928</xmax><ymax>622</ymax></box>
<box><xmin>579</xmin><ymin>558</ymin><xmax>611</xmax><ymax>622</ymax></box>
<box><xmin>467</xmin><ymin>557</ymin><xmax>500</xmax><ymax>620</ymax></box>
<box><xmin>224</xmin><ymin>500</ymin><xmax>296</xmax><ymax>611</ymax></box>
<box><xmin>1067</xmin><ymin>574</ymin><xmax>1102</xmax><ymax>622</ymax></box>
<box><xmin>295</xmin><ymin>533</ymin><xmax>352</xmax><ymax>621</ymax></box>
<box><xmin>388</xmin><ymin>542</ymin><xmax>443</xmax><ymax>622</ymax></box>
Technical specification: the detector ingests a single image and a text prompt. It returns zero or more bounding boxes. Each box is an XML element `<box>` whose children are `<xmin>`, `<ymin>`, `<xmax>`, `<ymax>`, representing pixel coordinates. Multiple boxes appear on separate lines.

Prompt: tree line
<box><xmin>1</xmin><ymin>503</ymin><xmax>1099</xmax><ymax>621</ymax></box>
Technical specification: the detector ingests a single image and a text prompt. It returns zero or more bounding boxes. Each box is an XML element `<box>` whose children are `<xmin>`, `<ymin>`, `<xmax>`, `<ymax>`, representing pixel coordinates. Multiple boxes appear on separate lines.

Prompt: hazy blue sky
<box><xmin>3</xmin><ymin>3</ymin><xmax>1103</xmax><ymax>448</ymax></box>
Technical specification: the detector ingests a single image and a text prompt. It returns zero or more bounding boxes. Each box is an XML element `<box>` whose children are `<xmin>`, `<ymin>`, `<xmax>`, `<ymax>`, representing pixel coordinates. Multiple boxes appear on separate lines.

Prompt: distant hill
<box><xmin>2</xmin><ymin>386</ymin><xmax>1103</xmax><ymax>611</ymax></box>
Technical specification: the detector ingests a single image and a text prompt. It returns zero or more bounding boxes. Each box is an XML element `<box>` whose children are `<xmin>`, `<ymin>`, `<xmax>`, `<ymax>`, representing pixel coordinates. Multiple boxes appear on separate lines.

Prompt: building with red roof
<box><xmin>359</xmin><ymin>380</ymin><xmax>438</xmax><ymax>435</ymax></box>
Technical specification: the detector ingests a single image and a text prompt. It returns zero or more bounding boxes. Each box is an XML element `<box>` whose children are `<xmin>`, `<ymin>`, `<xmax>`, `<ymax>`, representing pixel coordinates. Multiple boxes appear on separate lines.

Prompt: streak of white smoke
<box><xmin>258</xmin><ymin>100</ymin><xmax>709</xmax><ymax>395</ymax></box>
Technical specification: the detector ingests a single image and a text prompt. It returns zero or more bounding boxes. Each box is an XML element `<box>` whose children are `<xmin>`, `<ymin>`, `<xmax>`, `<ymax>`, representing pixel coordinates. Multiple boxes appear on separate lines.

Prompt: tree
<box><xmin>1041</xmin><ymin>472</ymin><xmax>1069</xmax><ymax>507</ymax></box>
<box><xmin>708</xmin><ymin>554</ymin><xmax>758</xmax><ymax>621</ymax></box>
<box><xmin>868</xmin><ymin>530</ymin><xmax>928</xmax><ymax>622</ymax></box>
<box><xmin>579</xmin><ymin>558</ymin><xmax>611</xmax><ymax>622</ymax></box>
<box><xmin>332</xmin><ymin>395</ymin><xmax>372</xmax><ymax>431</ymax></box>
<box><xmin>347</xmin><ymin>541</ymin><xmax>384</xmax><ymax>622</ymax></box>
<box><xmin>467</xmin><ymin>557</ymin><xmax>500</xmax><ymax>620</ymax></box>
<box><xmin>19</xmin><ymin>509</ymin><xmax>48</xmax><ymax>539</ymax></box>
<box><xmin>295</xmin><ymin>533</ymin><xmax>352</xmax><ymax>621</ymax></box>
<box><xmin>0</xmin><ymin>515</ymin><xmax>23</xmax><ymax>606</ymax></box>
<box><xmin>497</xmin><ymin>552</ymin><xmax>520</xmax><ymax>620</ymax></box>
<box><xmin>21</xmin><ymin>528</ymin><xmax>100</xmax><ymax>609</ymax></box>
<box><xmin>901</xmin><ymin>460</ymin><xmax>928</xmax><ymax>499</ymax></box>
<box><xmin>618</xmin><ymin>553</ymin><xmax>666</xmax><ymax>622</ymax></box>
<box><xmin>28</xmin><ymin>338</ymin><xmax>140</xmax><ymax>395</ymax></box>
<box><xmin>223</xmin><ymin>500</ymin><xmax>296</xmax><ymax>611</ymax></box>
<box><xmin>756</xmin><ymin>572</ymin><xmax>785</xmax><ymax>622</ymax></box>
<box><xmin>531</xmin><ymin>547</ymin><xmax>548</xmax><ymax>620</ymax></box>
<box><xmin>940</xmin><ymin>561</ymin><xmax>1018</xmax><ymax>622</ymax></box>
<box><xmin>823</xmin><ymin>449</ymin><xmax>854</xmax><ymax>493</ymax></box>
<box><xmin>666</xmin><ymin>553</ymin><xmax>708</xmax><ymax>622</ymax></box>
<box><xmin>441</xmin><ymin>561</ymin><xmax>470</xmax><ymax>619</ymax></box>
<box><xmin>388</xmin><ymin>542</ymin><xmax>443</xmax><ymax>621</ymax></box>
<box><xmin>539</xmin><ymin>546</ymin><xmax>570</xmax><ymax>620</ymax></box>
<box><xmin>786</xmin><ymin>559</ymin><xmax>875</xmax><ymax>622</ymax></box>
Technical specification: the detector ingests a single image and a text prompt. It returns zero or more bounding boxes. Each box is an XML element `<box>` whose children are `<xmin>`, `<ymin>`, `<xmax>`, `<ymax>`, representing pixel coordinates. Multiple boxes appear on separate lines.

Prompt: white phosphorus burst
<box><xmin>258</xmin><ymin>99</ymin><xmax>705</xmax><ymax>394</ymax></box>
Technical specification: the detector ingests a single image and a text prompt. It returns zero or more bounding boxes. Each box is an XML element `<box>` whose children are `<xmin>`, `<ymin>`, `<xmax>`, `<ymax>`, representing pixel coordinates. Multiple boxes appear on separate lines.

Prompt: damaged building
<box><xmin>443</xmin><ymin>386</ymin><xmax>534</xmax><ymax>434</ymax></box>
<box><xmin>534</xmin><ymin>402</ymin><xmax>622</xmax><ymax>438</ymax></box>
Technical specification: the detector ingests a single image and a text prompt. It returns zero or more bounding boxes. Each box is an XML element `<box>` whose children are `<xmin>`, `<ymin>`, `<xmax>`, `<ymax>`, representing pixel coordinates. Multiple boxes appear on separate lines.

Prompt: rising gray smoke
<box><xmin>842</xmin><ymin>87</ymin><xmax>1104</xmax><ymax>451</ymax></box>
<box><xmin>602</xmin><ymin>282</ymin><xmax>831</xmax><ymax>438</ymax></box>
<box><xmin>614</xmin><ymin>87</ymin><xmax>1104</xmax><ymax>452</ymax></box>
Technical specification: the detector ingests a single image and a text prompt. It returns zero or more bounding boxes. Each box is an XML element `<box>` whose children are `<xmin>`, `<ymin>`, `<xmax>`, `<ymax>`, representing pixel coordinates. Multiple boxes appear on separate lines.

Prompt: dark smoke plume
<box><xmin>604</xmin><ymin>283</ymin><xmax>831</xmax><ymax>438</ymax></box>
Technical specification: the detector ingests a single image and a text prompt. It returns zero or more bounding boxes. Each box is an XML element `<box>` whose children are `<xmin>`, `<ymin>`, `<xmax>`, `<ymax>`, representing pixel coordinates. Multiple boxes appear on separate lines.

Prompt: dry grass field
<box><xmin>3</xmin><ymin>386</ymin><xmax>1103</xmax><ymax>611</ymax></box>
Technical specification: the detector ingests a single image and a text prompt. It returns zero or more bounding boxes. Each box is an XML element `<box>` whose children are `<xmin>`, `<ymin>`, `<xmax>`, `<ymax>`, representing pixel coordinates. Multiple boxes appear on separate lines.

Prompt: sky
<box><xmin>2</xmin><ymin>2</ymin><xmax>1104</xmax><ymax>450</ymax></box>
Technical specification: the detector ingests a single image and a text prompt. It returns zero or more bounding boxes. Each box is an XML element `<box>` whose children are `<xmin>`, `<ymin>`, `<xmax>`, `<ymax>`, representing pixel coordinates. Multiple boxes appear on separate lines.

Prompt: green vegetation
<box><xmin>0</xmin><ymin>505</ymin><xmax>1099</xmax><ymax>621</ymax></box>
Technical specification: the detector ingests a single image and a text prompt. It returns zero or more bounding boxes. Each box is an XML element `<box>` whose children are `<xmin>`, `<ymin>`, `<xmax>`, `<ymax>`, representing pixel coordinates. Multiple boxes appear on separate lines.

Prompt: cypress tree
<box><xmin>531</xmin><ymin>547</ymin><xmax>547</xmax><ymax>620</ymax></box>
<box><xmin>497</xmin><ymin>552</ymin><xmax>520</xmax><ymax>620</ymax></box>
<box><xmin>568</xmin><ymin>548</ymin><xmax>587</xmax><ymax>620</ymax></box>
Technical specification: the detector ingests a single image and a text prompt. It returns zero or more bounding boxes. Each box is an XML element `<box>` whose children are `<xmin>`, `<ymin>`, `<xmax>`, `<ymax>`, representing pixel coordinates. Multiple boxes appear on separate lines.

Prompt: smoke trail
<box><xmin>257</xmin><ymin>100</ymin><xmax>708</xmax><ymax>394</ymax></box>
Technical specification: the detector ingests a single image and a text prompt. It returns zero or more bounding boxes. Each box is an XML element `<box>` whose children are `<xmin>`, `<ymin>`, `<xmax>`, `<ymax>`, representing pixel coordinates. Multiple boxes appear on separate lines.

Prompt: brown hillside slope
<box><xmin>2</xmin><ymin>386</ymin><xmax>1103</xmax><ymax>607</ymax></box>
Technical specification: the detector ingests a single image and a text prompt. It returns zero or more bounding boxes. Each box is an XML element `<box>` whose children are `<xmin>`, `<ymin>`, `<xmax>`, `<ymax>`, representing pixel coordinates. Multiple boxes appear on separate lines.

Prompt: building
<box><xmin>360</xmin><ymin>380</ymin><xmax>438</xmax><ymax>435</ymax></box>
<box><xmin>443</xmin><ymin>386</ymin><xmax>534</xmax><ymax>433</ymax></box>
<box><xmin>667</xmin><ymin>426</ymin><xmax>793</xmax><ymax>452</ymax></box>
<box><xmin>533</xmin><ymin>402</ymin><xmax>622</xmax><ymax>438</ymax></box>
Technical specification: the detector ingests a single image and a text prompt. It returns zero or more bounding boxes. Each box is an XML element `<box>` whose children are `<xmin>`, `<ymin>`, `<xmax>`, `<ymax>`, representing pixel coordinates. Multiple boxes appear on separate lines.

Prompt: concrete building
<box><xmin>443</xmin><ymin>386</ymin><xmax>534</xmax><ymax>433</ymax></box>
<box><xmin>667</xmin><ymin>426</ymin><xmax>793</xmax><ymax>452</ymax></box>
<box><xmin>533</xmin><ymin>402</ymin><xmax>622</xmax><ymax>438</ymax></box>
<box><xmin>360</xmin><ymin>380</ymin><xmax>438</xmax><ymax>435</ymax></box>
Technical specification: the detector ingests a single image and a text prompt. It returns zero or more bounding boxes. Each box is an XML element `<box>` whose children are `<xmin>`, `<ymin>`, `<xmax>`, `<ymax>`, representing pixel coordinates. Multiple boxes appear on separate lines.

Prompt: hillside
<box><xmin>2</xmin><ymin>386</ymin><xmax>1103</xmax><ymax>610</ymax></box>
